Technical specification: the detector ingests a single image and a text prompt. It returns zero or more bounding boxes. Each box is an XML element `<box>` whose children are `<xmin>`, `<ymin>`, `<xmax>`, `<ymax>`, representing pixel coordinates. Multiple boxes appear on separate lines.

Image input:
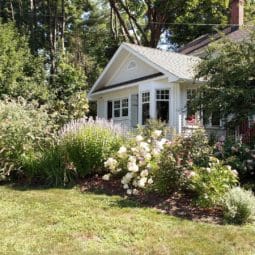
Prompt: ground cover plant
<box><xmin>1</xmin><ymin>185</ymin><xmax>255</xmax><ymax>255</ymax></box>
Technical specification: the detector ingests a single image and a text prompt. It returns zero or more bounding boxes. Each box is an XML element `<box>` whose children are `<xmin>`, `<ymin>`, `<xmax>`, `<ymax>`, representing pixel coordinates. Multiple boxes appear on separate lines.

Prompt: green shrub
<box><xmin>137</xmin><ymin>119</ymin><xmax>171</xmax><ymax>139</ymax></box>
<box><xmin>153</xmin><ymin>129</ymin><xmax>212</xmax><ymax>194</ymax></box>
<box><xmin>20</xmin><ymin>145</ymin><xmax>71</xmax><ymax>186</ymax></box>
<box><xmin>60</xmin><ymin>117</ymin><xmax>125</xmax><ymax>178</ymax></box>
<box><xmin>222</xmin><ymin>187</ymin><xmax>255</xmax><ymax>225</ymax></box>
<box><xmin>0</xmin><ymin>98</ymin><xmax>55</xmax><ymax>181</ymax></box>
<box><xmin>189</xmin><ymin>158</ymin><xmax>238</xmax><ymax>207</ymax></box>
<box><xmin>214</xmin><ymin>138</ymin><xmax>255</xmax><ymax>182</ymax></box>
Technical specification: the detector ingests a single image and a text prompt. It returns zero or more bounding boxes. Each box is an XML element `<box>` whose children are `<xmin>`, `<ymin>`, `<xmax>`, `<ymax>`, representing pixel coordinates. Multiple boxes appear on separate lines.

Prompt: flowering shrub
<box><xmin>214</xmin><ymin>139</ymin><xmax>255</xmax><ymax>182</ymax></box>
<box><xmin>60</xmin><ymin>117</ymin><xmax>125</xmax><ymax>178</ymax></box>
<box><xmin>153</xmin><ymin>129</ymin><xmax>212</xmax><ymax>194</ymax></box>
<box><xmin>189</xmin><ymin>157</ymin><xmax>239</xmax><ymax>207</ymax></box>
<box><xmin>103</xmin><ymin>130</ymin><xmax>168</xmax><ymax>195</ymax></box>
<box><xmin>222</xmin><ymin>187</ymin><xmax>255</xmax><ymax>225</ymax></box>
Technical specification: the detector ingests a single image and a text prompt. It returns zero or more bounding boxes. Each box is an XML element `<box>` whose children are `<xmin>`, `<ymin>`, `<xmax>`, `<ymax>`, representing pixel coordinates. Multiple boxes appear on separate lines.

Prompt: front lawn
<box><xmin>1</xmin><ymin>185</ymin><xmax>255</xmax><ymax>255</ymax></box>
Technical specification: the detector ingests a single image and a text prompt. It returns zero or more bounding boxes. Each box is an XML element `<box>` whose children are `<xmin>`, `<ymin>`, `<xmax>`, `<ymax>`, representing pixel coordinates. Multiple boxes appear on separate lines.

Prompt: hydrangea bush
<box><xmin>189</xmin><ymin>157</ymin><xmax>239</xmax><ymax>207</ymax></box>
<box><xmin>103</xmin><ymin>130</ymin><xmax>168</xmax><ymax>195</ymax></box>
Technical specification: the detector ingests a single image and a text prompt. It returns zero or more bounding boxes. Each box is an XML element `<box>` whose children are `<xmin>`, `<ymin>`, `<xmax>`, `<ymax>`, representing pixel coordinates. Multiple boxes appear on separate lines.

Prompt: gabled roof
<box><xmin>123</xmin><ymin>43</ymin><xmax>201</xmax><ymax>80</ymax></box>
<box><xmin>89</xmin><ymin>43</ymin><xmax>201</xmax><ymax>96</ymax></box>
<box><xmin>179</xmin><ymin>27</ymin><xmax>251</xmax><ymax>55</ymax></box>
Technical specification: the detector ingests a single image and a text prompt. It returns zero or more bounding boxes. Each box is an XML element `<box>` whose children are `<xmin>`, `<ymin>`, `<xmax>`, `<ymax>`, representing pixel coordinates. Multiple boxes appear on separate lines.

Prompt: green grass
<box><xmin>0</xmin><ymin>185</ymin><xmax>255</xmax><ymax>255</ymax></box>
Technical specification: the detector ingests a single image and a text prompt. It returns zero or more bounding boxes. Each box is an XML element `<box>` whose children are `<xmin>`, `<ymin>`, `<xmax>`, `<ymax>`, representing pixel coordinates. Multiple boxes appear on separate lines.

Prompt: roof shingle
<box><xmin>123</xmin><ymin>43</ymin><xmax>201</xmax><ymax>80</ymax></box>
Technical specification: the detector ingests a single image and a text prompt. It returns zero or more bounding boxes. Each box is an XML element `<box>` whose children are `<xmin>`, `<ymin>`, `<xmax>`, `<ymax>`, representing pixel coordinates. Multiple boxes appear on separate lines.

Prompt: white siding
<box><xmin>106</xmin><ymin>55</ymin><xmax>158</xmax><ymax>87</ymax></box>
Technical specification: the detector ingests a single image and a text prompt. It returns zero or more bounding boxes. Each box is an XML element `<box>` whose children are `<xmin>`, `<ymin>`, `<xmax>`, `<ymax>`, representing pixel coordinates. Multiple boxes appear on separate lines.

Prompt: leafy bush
<box><xmin>103</xmin><ymin>129</ymin><xmax>167</xmax><ymax>195</ymax></box>
<box><xmin>0</xmin><ymin>98</ymin><xmax>55</xmax><ymax>181</ymax></box>
<box><xmin>189</xmin><ymin>158</ymin><xmax>238</xmax><ymax>207</ymax></box>
<box><xmin>60</xmin><ymin>117</ymin><xmax>125</xmax><ymax>178</ymax></box>
<box><xmin>214</xmin><ymin>138</ymin><xmax>255</xmax><ymax>182</ymax></box>
<box><xmin>153</xmin><ymin>129</ymin><xmax>212</xmax><ymax>194</ymax></box>
<box><xmin>20</xmin><ymin>145</ymin><xmax>72</xmax><ymax>186</ymax></box>
<box><xmin>222</xmin><ymin>187</ymin><xmax>255</xmax><ymax>225</ymax></box>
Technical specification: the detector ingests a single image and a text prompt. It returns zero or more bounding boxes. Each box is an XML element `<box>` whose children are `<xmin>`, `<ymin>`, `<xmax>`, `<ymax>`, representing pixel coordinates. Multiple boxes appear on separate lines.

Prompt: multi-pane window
<box><xmin>186</xmin><ymin>89</ymin><xmax>197</xmax><ymax>125</ymax></box>
<box><xmin>156</xmin><ymin>90</ymin><xmax>169</xmax><ymax>123</ymax></box>
<box><xmin>122</xmin><ymin>98</ymin><xmax>128</xmax><ymax>117</ymax></box>
<box><xmin>142</xmin><ymin>92</ymin><xmax>150</xmax><ymax>125</ymax></box>
<box><xmin>113</xmin><ymin>98</ymin><xmax>129</xmax><ymax>118</ymax></box>
<box><xmin>114</xmin><ymin>100</ymin><xmax>121</xmax><ymax>118</ymax></box>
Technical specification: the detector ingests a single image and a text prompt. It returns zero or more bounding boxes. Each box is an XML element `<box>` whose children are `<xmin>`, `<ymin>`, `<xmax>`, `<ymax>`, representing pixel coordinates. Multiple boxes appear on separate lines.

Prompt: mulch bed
<box><xmin>79</xmin><ymin>176</ymin><xmax>223</xmax><ymax>224</ymax></box>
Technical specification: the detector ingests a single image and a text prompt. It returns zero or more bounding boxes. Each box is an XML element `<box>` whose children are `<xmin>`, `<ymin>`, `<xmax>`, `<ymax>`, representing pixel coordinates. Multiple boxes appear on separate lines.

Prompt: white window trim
<box><xmin>141</xmin><ymin>91</ymin><xmax>150</xmax><ymax>125</ymax></box>
<box><xmin>155</xmin><ymin>89</ymin><xmax>170</xmax><ymax>123</ymax></box>
<box><xmin>112</xmin><ymin>97</ymin><xmax>129</xmax><ymax>119</ymax></box>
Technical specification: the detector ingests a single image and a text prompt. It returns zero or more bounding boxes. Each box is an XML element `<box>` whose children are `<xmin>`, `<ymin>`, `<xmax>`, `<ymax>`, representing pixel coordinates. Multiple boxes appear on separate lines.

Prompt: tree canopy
<box><xmin>193</xmin><ymin>31</ymin><xmax>255</xmax><ymax>127</ymax></box>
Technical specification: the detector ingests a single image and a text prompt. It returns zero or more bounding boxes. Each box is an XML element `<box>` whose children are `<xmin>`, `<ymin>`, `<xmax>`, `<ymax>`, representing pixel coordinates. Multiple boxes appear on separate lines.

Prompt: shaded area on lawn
<box><xmin>79</xmin><ymin>176</ymin><xmax>223</xmax><ymax>224</ymax></box>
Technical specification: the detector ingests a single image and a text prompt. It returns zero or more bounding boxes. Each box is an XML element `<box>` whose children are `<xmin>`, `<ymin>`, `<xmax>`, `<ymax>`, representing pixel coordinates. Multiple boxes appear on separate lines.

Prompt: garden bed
<box><xmin>79</xmin><ymin>176</ymin><xmax>223</xmax><ymax>224</ymax></box>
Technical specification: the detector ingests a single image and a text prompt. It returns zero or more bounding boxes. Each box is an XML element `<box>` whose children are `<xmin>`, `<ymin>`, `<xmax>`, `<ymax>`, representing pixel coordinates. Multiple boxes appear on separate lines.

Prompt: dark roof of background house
<box><xmin>178</xmin><ymin>27</ymin><xmax>251</xmax><ymax>55</ymax></box>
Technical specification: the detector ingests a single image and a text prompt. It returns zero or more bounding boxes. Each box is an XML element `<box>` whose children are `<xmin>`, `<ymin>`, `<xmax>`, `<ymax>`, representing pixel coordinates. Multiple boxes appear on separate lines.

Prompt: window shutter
<box><xmin>131</xmin><ymin>94</ymin><xmax>138</xmax><ymax>127</ymax></box>
<box><xmin>107</xmin><ymin>101</ymin><xmax>112</xmax><ymax>120</ymax></box>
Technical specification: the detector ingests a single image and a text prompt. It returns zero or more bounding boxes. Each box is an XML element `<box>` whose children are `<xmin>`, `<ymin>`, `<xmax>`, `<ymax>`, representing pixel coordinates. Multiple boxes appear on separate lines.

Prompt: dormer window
<box><xmin>127</xmin><ymin>60</ymin><xmax>137</xmax><ymax>70</ymax></box>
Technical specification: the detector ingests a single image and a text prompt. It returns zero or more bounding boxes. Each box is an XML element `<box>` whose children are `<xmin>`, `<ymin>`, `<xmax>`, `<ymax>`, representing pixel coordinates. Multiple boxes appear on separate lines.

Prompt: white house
<box><xmin>88</xmin><ymin>43</ymin><xmax>225</xmax><ymax>136</ymax></box>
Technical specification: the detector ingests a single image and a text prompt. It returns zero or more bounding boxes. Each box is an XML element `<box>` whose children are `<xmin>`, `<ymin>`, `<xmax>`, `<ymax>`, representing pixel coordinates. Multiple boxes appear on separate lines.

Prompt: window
<box><xmin>202</xmin><ymin>109</ymin><xmax>221</xmax><ymax>127</ymax></box>
<box><xmin>113</xmin><ymin>98</ymin><xmax>129</xmax><ymax>118</ymax></box>
<box><xmin>211</xmin><ymin>111</ymin><xmax>221</xmax><ymax>126</ymax></box>
<box><xmin>186</xmin><ymin>89</ymin><xmax>197</xmax><ymax>125</ymax></box>
<box><xmin>156</xmin><ymin>90</ymin><xmax>169</xmax><ymax>123</ymax></box>
<box><xmin>122</xmin><ymin>98</ymin><xmax>128</xmax><ymax>117</ymax></box>
<box><xmin>114</xmin><ymin>100</ymin><xmax>121</xmax><ymax>118</ymax></box>
<box><xmin>142</xmin><ymin>92</ymin><xmax>150</xmax><ymax>125</ymax></box>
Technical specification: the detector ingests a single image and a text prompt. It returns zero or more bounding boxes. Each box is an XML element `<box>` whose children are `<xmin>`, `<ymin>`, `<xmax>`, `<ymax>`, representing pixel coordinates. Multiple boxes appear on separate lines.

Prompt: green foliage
<box><xmin>215</xmin><ymin>139</ymin><xmax>255</xmax><ymax>182</ymax></box>
<box><xmin>51</xmin><ymin>57</ymin><xmax>89</xmax><ymax>124</ymax></box>
<box><xmin>194</xmin><ymin>31</ymin><xmax>255</xmax><ymax>126</ymax></box>
<box><xmin>153</xmin><ymin>129</ymin><xmax>212</xmax><ymax>194</ymax></box>
<box><xmin>60</xmin><ymin>118</ymin><xmax>124</xmax><ymax>178</ymax></box>
<box><xmin>137</xmin><ymin>119</ymin><xmax>171</xmax><ymax>139</ymax></box>
<box><xmin>222</xmin><ymin>187</ymin><xmax>255</xmax><ymax>224</ymax></box>
<box><xmin>0</xmin><ymin>23</ymin><xmax>49</xmax><ymax>102</ymax></box>
<box><xmin>190</xmin><ymin>158</ymin><xmax>238</xmax><ymax>207</ymax></box>
<box><xmin>0</xmin><ymin>98</ymin><xmax>55</xmax><ymax>181</ymax></box>
<box><xmin>20</xmin><ymin>146</ymin><xmax>69</xmax><ymax>186</ymax></box>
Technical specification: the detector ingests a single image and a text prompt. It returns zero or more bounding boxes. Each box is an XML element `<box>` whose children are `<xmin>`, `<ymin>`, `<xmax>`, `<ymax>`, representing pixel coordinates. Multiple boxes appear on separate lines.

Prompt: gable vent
<box><xmin>127</xmin><ymin>60</ymin><xmax>137</xmax><ymax>70</ymax></box>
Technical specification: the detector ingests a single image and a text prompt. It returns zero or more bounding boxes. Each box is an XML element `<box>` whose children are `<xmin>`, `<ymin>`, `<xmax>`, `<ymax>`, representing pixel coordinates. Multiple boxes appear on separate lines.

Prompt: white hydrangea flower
<box><xmin>206</xmin><ymin>167</ymin><xmax>211</xmax><ymax>173</ymax></box>
<box><xmin>127</xmin><ymin>189</ymin><xmax>132</xmax><ymax>195</ymax></box>
<box><xmin>133</xmin><ymin>189</ymin><xmax>139</xmax><ymax>195</ymax></box>
<box><xmin>138</xmin><ymin>177</ymin><xmax>147</xmax><ymax>188</ymax></box>
<box><xmin>140</xmin><ymin>169</ymin><xmax>149</xmax><ymax>177</ymax></box>
<box><xmin>136</xmin><ymin>135</ymin><xmax>144</xmax><ymax>142</ymax></box>
<box><xmin>139</xmin><ymin>142</ymin><xmax>150</xmax><ymax>152</ymax></box>
<box><xmin>129</xmin><ymin>155</ymin><xmax>136</xmax><ymax>163</ymax></box>
<box><xmin>232</xmin><ymin>169</ymin><xmax>238</xmax><ymax>176</ymax></box>
<box><xmin>152</xmin><ymin>148</ymin><xmax>160</xmax><ymax>156</ymax></box>
<box><xmin>123</xmin><ymin>184</ymin><xmax>129</xmax><ymax>189</ymax></box>
<box><xmin>152</xmin><ymin>130</ymin><xmax>162</xmax><ymax>138</ymax></box>
<box><xmin>104</xmin><ymin>157</ymin><xmax>118</xmax><ymax>171</ymax></box>
<box><xmin>144</xmin><ymin>153</ymin><xmax>151</xmax><ymax>161</ymax></box>
<box><xmin>117</xmin><ymin>146</ymin><xmax>127</xmax><ymax>158</ymax></box>
<box><xmin>127</xmin><ymin>161</ymin><xmax>139</xmax><ymax>172</ymax></box>
<box><xmin>148</xmin><ymin>178</ymin><xmax>153</xmax><ymax>184</ymax></box>
<box><xmin>102</xmin><ymin>173</ymin><xmax>111</xmax><ymax>181</ymax></box>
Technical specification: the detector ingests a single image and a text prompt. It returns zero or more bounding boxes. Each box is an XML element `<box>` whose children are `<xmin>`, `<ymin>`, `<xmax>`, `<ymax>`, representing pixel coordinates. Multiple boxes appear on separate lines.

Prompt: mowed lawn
<box><xmin>1</xmin><ymin>185</ymin><xmax>255</xmax><ymax>255</ymax></box>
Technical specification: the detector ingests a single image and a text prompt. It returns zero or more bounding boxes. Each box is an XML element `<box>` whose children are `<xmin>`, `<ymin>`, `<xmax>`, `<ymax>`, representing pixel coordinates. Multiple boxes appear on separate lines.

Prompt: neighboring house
<box><xmin>179</xmin><ymin>0</ymin><xmax>250</xmax><ymax>57</ymax></box>
<box><xmin>88</xmin><ymin>42</ymin><xmax>206</xmax><ymax>135</ymax></box>
<box><xmin>89</xmin><ymin>0</ymin><xmax>251</xmax><ymax>138</ymax></box>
